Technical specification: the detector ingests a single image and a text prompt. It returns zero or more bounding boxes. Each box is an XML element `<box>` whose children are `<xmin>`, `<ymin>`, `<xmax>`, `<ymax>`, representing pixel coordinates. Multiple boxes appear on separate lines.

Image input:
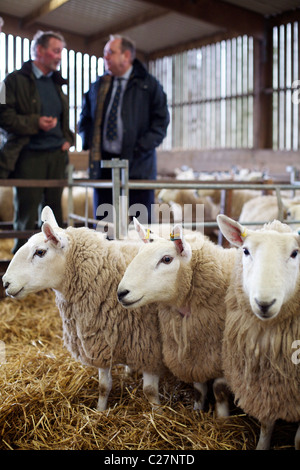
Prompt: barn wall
<box><xmin>156</xmin><ymin>149</ymin><xmax>300</xmax><ymax>177</ymax></box>
<box><xmin>69</xmin><ymin>149</ymin><xmax>300</xmax><ymax>178</ymax></box>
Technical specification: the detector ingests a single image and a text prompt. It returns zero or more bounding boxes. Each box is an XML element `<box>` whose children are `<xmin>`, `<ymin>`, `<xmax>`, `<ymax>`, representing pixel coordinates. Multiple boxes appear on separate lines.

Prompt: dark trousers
<box><xmin>11</xmin><ymin>147</ymin><xmax>68</xmax><ymax>253</ymax></box>
<box><xmin>94</xmin><ymin>152</ymin><xmax>154</xmax><ymax>225</ymax></box>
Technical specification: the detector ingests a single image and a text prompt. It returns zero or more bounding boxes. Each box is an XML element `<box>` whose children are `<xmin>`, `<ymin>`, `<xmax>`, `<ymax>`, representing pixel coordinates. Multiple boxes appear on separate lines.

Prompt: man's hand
<box><xmin>39</xmin><ymin>116</ymin><xmax>57</xmax><ymax>131</ymax></box>
<box><xmin>61</xmin><ymin>141</ymin><xmax>71</xmax><ymax>151</ymax></box>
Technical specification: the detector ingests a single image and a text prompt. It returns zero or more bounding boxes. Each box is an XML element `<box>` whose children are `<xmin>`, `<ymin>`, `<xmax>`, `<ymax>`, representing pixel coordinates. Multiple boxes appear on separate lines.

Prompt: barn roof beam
<box><xmin>20</xmin><ymin>0</ymin><xmax>70</xmax><ymax>29</ymax></box>
<box><xmin>86</xmin><ymin>8</ymin><xmax>169</xmax><ymax>45</ymax></box>
<box><xmin>138</xmin><ymin>0</ymin><xmax>265</xmax><ymax>40</ymax></box>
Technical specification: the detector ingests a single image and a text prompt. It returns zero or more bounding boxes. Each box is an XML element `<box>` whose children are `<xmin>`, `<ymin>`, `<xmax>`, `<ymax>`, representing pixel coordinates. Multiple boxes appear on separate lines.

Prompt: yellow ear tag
<box><xmin>144</xmin><ymin>228</ymin><xmax>151</xmax><ymax>240</ymax></box>
<box><xmin>170</xmin><ymin>232</ymin><xmax>181</xmax><ymax>241</ymax></box>
<box><xmin>241</xmin><ymin>230</ymin><xmax>247</xmax><ymax>238</ymax></box>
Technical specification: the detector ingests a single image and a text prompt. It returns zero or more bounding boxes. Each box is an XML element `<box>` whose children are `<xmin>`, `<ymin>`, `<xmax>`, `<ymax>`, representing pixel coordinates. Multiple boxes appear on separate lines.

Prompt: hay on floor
<box><xmin>0</xmin><ymin>288</ymin><xmax>296</xmax><ymax>450</ymax></box>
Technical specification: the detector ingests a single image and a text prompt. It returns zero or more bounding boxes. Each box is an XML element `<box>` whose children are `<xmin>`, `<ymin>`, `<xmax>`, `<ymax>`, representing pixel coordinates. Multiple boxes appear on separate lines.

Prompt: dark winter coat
<box><xmin>78</xmin><ymin>59</ymin><xmax>169</xmax><ymax>180</ymax></box>
<box><xmin>0</xmin><ymin>60</ymin><xmax>74</xmax><ymax>177</ymax></box>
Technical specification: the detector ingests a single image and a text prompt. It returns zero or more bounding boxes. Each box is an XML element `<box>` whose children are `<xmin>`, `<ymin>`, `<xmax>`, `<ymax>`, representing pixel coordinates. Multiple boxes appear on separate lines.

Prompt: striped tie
<box><xmin>106</xmin><ymin>78</ymin><xmax>122</xmax><ymax>141</ymax></box>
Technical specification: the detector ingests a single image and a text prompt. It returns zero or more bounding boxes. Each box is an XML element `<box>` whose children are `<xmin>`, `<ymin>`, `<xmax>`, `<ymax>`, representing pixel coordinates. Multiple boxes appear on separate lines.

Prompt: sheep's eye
<box><xmin>290</xmin><ymin>249</ymin><xmax>298</xmax><ymax>259</ymax></box>
<box><xmin>161</xmin><ymin>255</ymin><xmax>173</xmax><ymax>264</ymax></box>
<box><xmin>34</xmin><ymin>249</ymin><xmax>47</xmax><ymax>258</ymax></box>
<box><xmin>243</xmin><ymin>247</ymin><xmax>250</xmax><ymax>256</ymax></box>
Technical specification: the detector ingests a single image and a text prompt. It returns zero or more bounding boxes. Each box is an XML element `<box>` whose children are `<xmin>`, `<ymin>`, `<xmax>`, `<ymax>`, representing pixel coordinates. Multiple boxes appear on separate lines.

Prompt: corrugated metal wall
<box><xmin>150</xmin><ymin>22</ymin><xmax>300</xmax><ymax>152</ymax></box>
<box><xmin>150</xmin><ymin>36</ymin><xmax>254</xmax><ymax>150</ymax></box>
<box><xmin>273</xmin><ymin>21</ymin><xmax>299</xmax><ymax>150</ymax></box>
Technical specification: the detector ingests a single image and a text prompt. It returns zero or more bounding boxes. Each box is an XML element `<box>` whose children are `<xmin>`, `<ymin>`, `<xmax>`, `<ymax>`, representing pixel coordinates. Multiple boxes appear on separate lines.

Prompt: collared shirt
<box><xmin>103</xmin><ymin>65</ymin><xmax>133</xmax><ymax>154</ymax></box>
<box><xmin>32</xmin><ymin>62</ymin><xmax>53</xmax><ymax>79</ymax></box>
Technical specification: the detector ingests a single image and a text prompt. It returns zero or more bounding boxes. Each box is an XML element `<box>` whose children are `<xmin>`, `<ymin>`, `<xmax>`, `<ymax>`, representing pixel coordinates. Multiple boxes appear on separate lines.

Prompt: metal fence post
<box><xmin>67</xmin><ymin>164</ymin><xmax>74</xmax><ymax>226</ymax></box>
<box><xmin>101</xmin><ymin>159</ymin><xmax>129</xmax><ymax>239</ymax></box>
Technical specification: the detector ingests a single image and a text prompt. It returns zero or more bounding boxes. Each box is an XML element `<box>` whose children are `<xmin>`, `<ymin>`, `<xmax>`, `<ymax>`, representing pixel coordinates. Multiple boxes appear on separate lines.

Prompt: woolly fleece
<box><xmin>223</xmin><ymin>223</ymin><xmax>300</xmax><ymax>424</ymax></box>
<box><xmin>158</xmin><ymin>237</ymin><xmax>237</xmax><ymax>384</ymax></box>
<box><xmin>54</xmin><ymin>226</ymin><xmax>165</xmax><ymax>377</ymax></box>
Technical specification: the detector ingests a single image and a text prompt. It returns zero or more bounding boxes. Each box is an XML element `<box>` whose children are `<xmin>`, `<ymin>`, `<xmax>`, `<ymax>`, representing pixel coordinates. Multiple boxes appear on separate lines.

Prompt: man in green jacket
<box><xmin>0</xmin><ymin>30</ymin><xmax>74</xmax><ymax>253</ymax></box>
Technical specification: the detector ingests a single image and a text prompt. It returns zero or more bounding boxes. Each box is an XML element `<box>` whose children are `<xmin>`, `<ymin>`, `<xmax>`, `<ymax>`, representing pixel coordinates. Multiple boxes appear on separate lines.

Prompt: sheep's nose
<box><xmin>117</xmin><ymin>289</ymin><xmax>130</xmax><ymax>302</ymax></box>
<box><xmin>255</xmin><ymin>298</ymin><xmax>276</xmax><ymax>315</ymax></box>
<box><xmin>3</xmin><ymin>280</ymin><xmax>9</xmax><ymax>290</ymax></box>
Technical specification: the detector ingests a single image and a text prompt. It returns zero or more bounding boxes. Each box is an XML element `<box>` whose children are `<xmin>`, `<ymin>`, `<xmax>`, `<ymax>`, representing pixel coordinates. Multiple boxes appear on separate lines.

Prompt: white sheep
<box><xmin>0</xmin><ymin>186</ymin><xmax>14</xmax><ymax>222</ymax></box>
<box><xmin>61</xmin><ymin>186</ymin><xmax>93</xmax><ymax>222</ymax></box>
<box><xmin>217</xmin><ymin>214</ymin><xmax>300</xmax><ymax>450</ymax></box>
<box><xmin>0</xmin><ymin>185</ymin><xmax>94</xmax><ymax>224</ymax></box>
<box><xmin>156</xmin><ymin>188</ymin><xmax>219</xmax><ymax>223</ymax></box>
<box><xmin>117</xmin><ymin>220</ymin><xmax>237</xmax><ymax>416</ymax></box>
<box><xmin>239</xmin><ymin>194</ymin><xmax>300</xmax><ymax>229</ymax></box>
<box><xmin>2</xmin><ymin>207</ymin><xmax>166</xmax><ymax>411</ymax></box>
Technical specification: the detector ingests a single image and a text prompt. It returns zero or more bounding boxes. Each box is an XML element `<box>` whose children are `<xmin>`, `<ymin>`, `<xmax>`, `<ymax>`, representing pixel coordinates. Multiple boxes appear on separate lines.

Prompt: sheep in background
<box><xmin>0</xmin><ymin>186</ymin><xmax>93</xmax><ymax>224</ymax></box>
<box><xmin>3</xmin><ymin>207</ymin><xmax>167</xmax><ymax>411</ymax></box>
<box><xmin>217</xmin><ymin>214</ymin><xmax>300</xmax><ymax>450</ymax></box>
<box><xmin>0</xmin><ymin>186</ymin><xmax>13</xmax><ymax>222</ymax></box>
<box><xmin>156</xmin><ymin>188</ymin><xmax>219</xmax><ymax>225</ymax></box>
<box><xmin>61</xmin><ymin>186</ymin><xmax>93</xmax><ymax>222</ymax></box>
<box><xmin>117</xmin><ymin>220</ymin><xmax>237</xmax><ymax>416</ymax></box>
<box><xmin>239</xmin><ymin>195</ymin><xmax>300</xmax><ymax>229</ymax></box>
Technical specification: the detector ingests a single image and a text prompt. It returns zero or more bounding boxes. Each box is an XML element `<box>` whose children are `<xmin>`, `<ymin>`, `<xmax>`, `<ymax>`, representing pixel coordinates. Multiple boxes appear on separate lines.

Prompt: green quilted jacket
<box><xmin>0</xmin><ymin>60</ymin><xmax>74</xmax><ymax>177</ymax></box>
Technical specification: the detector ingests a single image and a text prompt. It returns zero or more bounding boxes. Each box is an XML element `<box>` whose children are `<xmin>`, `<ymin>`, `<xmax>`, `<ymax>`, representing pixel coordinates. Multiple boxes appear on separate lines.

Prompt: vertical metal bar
<box><xmin>74</xmin><ymin>52</ymin><xmax>78</xmax><ymax>150</ymax></box>
<box><xmin>233</xmin><ymin>38</ymin><xmax>237</xmax><ymax>147</ymax></box>
<box><xmin>291</xmin><ymin>22</ymin><xmax>295</xmax><ymax>149</ymax></box>
<box><xmin>84</xmin><ymin>187</ymin><xmax>88</xmax><ymax>227</ymax></box>
<box><xmin>201</xmin><ymin>45</ymin><xmax>206</xmax><ymax>148</ymax></box>
<box><xmin>278</xmin><ymin>25</ymin><xmax>282</xmax><ymax>148</ymax></box>
<box><xmin>5</xmin><ymin>34</ymin><xmax>8</xmax><ymax>76</ymax></box>
<box><xmin>226</xmin><ymin>39</ymin><xmax>231</xmax><ymax>147</ymax></box>
<box><xmin>284</xmin><ymin>24</ymin><xmax>287</xmax><ymax>149</ymax></box>
<box><xmin>67</xmin><ymin>164</ymin><xmax>74</xmax><ymax>226</ymax></box>
<box><xmin>120</xmin><ymin>160</ymin><xmax>129</xmax><ymax>238</ymax></box>
<box><xmin>20</xmin><ymin>36</ymin><xmax>23</xmax><ymax>68</ymax></box>
<box><xmin>12</xmin><ymin>35</ymin><xmax>16</xmax><ymax>71</ymax></box>
<box><xmin>298</xmin><ymin>21</ymin><xmax>300</xmax><ymax>150</ymax></box>
<box><xmin>112</xmin><ymin>163</ymin><xmax>120</xmax><ymax>240</ymax></box>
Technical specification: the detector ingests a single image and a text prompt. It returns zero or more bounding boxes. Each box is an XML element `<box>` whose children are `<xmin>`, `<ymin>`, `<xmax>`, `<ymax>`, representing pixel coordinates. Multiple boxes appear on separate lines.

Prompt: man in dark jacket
<box><xmin>0</xmin><ymin>30</ymin><xmax>74</xmax><ymax>253</ymax></box>
<box><xmin>78</xmin><ymin>34</ymin><xmax>169</xmax><ymax>224</ymax></box>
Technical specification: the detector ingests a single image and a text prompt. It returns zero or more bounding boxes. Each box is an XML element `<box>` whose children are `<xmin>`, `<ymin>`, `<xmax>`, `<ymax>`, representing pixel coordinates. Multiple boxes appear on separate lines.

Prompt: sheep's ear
<box><xmin>42</xmin><ymin>222</ymin><xmax>67</xmax><ymax>249</ymax></box>
<box><xmin>217</xmin><ymin>214</ymin><xmax>248</xmax><ymax>247</ymax></box>
<box><xmin>41</xmin><ymin>206</ymin><xmax>59</xmax><ymax>228</ymax></box>
<box><xmin>170</xmin><ymin>224</ymin><xmax>192</xmax><ymax>261</ymax></box>
<box><xmin>133</xmin><ymin>217</ymin><xmax>152</xmax><ymax>243</ymax></box>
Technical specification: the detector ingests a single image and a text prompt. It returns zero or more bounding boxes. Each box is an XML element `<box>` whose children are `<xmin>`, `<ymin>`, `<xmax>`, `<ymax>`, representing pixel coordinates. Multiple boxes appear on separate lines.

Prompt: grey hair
<box><xmin>109</xmin><ymin>34</ymin><xmax>136</xmax><ymax>61</ymax></box>
<box><xmin>31</xmin><ymin>30</ymin><xmax>65</xmax><ymax>59</ymax></box>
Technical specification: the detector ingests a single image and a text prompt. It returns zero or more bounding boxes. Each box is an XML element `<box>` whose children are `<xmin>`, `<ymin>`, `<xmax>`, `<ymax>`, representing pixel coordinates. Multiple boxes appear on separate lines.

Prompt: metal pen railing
<box><xmin>68</xmin><ymin>160</ymin><xmax>300</xmax><ymax>241</ymax></box>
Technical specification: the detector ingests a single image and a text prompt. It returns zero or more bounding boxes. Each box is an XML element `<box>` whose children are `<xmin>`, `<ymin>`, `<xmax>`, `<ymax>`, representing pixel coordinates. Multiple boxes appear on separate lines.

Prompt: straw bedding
<box><xmin>0</xmin><ymin>241</ymin><xmax>297</xmax><ymax>450</ymax></box>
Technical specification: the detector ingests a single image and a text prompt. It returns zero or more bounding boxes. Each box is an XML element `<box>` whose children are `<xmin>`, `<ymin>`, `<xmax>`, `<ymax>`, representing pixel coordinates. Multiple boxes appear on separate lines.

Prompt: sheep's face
<box><xmin>118</xmin><ymin>229</ymin><xmax>192</xmax><ymax>309</ymax></box>
<box><xmin>218</xmin><ymin>214</ymin><xmax>300</xmax><ymax>321</ymax></box>
<box><xmin>3</xmin><ymin>222</ymin><xmax>68</xmax><ymax>299</ymax></box>
<box><xmin>285</xmin><ymin>203</ymin><xmax>300</xmax><ymax>228</ymax></box>
<box><xmin>241</xmin><ymin>231</ymin><xmax>300</xmax><ymax>320</ymax></box>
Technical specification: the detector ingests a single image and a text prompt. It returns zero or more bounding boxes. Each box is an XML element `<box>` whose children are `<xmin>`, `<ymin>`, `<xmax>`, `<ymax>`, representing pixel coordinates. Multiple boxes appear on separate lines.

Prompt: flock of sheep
<box><xmin>3</xmin><ymin>199</ymin><xmax>300</xmax><ymax>450</ymax></box>
<box><xmin>156</xmin><ymin>166</ymin><xmax>300</xmax><ymax>231</ymax></box>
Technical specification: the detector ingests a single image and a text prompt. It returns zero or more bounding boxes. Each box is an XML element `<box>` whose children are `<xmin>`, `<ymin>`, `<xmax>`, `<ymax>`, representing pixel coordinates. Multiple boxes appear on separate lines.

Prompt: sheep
<box><xmin>217</xmin><ymin>214</ymin><xmax>300</xmax><ymax>450</ymax></box>
<box><xmin>117</xmin><ymin>219</ymin><xmax>237</xmax><ymax>416</ymax></box>
<box><xmin>157</xmin><ymin>187</ymin><xmax>259</xmax><ymax>227</ymax></box>
<box><xmin>0</xmin><ymin>186</ymin><xmax>13</xmax><ymax>222</ymax></box>
<box><xmin>2</xmin><ymin>206</ymin><xmax>167</xmax><ymax>411</ymax></box>
<box><xmin>239</xmin><ymin>194</ymin><xmax>300</xmax><ymax>229</ymax></box>
<box><xmin>0</xmin><ymin>185</ymin><xmax>94</xmax><ymax>224</ymax></box>
<box><xmin>156</xmin><ymin>188</ymin><xmax>219</xmax><ymax>223</ymax></box>
<box><xmin>61</xmin><ymin>186</ymin><xmax>93</xmax><ymax>223</ymax></box>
